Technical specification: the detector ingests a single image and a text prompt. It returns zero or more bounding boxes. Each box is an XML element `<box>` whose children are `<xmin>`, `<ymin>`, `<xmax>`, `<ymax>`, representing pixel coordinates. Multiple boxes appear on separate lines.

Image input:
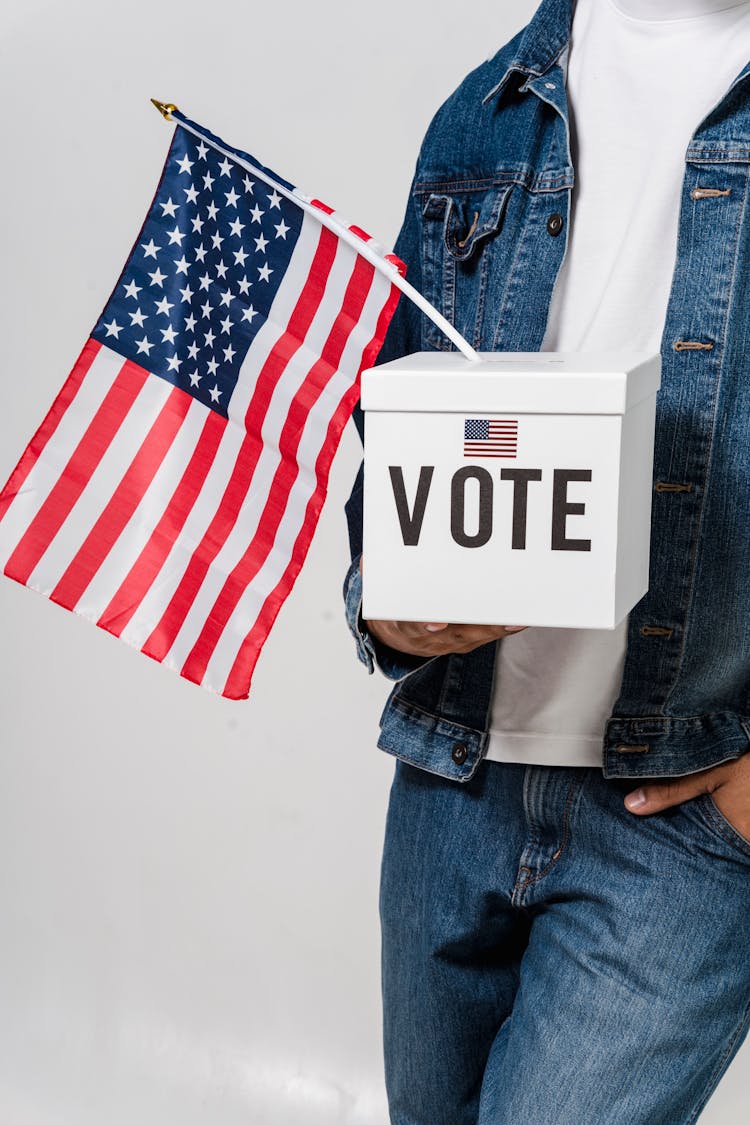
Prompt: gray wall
<box><xmin>0</xmin><ymin>1</ymin><xmax>746</xmax><ymax>1121</ymax></box>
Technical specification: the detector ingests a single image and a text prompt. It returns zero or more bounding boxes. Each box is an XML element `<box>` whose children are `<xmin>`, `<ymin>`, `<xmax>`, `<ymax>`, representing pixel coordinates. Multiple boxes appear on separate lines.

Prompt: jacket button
<box><xmin>547</xmin><ymin>212</ymin><xmax>564</xmax><ymax>236</ymax></box>
<box><xmin>451</xmin><ymin>742</ymin><xmax>468</xmax><ymax>765</ymax></box>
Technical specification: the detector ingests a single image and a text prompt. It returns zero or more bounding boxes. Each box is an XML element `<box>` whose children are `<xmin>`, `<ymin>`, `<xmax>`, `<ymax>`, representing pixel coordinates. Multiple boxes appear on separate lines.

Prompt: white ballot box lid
<box><xmin>361</xmin><ymin>351</ymin><xmax>661</xmax><ymax>416</ymax></box>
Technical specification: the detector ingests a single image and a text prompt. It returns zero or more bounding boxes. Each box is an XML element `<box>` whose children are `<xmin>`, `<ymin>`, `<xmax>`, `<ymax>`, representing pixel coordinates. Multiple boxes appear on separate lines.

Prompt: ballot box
<box><xmin>360</xmin><ymin>351</ymin><xmax>661</xmax><ymax>630</ymax></box>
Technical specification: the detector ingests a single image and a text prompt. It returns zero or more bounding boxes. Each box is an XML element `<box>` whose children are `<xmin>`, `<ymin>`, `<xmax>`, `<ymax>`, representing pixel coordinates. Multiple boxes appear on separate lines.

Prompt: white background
<box><xmin>0</xmin><ymin>1</ymin><xmax>747</xmax><ymax>1122</ymax></box>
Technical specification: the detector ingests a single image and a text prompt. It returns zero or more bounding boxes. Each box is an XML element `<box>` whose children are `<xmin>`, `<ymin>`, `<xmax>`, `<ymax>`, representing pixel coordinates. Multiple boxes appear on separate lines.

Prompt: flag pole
<box><xmin>389</xmin><ymin>274</ymin><xmax>481</xmax><ymax>363</ymax></box>
<box><xmin>149</xmin><ymin>99</ymin><xmax>482</xmax><ymax>364</ymax></box>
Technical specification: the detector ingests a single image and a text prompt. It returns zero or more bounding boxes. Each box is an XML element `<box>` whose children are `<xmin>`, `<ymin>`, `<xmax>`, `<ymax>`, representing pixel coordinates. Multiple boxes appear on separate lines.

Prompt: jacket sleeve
<box><xmin>342</xmin><ymin>169</ymin><xmax>434</xmax><ymax>680</ymax></box>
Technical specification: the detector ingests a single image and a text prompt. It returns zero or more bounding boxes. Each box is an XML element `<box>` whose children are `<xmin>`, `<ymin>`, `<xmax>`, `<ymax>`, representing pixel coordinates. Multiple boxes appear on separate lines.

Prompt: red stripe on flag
<box><xmin>180</xmin><ymin>254</ymin><xmax>378</xmax><ymax>686</ymax></box>
<box><xmin>348</xmin><ymin>224</ymin><xmax>373</xmax><ymax>243</ymax></box>
<box><xmin>222</xmin><ymin>278</ymin><xmax>403</xmax><ymax>699</ymax></box>
<box><xmin>4</xmin><ymin>358</ymin><xmax>149</xmax><ymax>586</ymax></box>
<box><xmin>0</xmin><ymin>338</ymin><xmax>102</xmax><ymax>523</ymax></box>
<box><xmin>141</xmin><ymin>225</ymin><xmax>339</xmax><ymax>665</ymax></box>
<box><xmin>385</xmin><ymin>253</ymin><xmax>406</xmax><ymax>276</ymax></box>
<box><xmin>310</xmin><ymin>199</ymin><xmax>335</xmax><ymax>215</ymax></box>
<box><xmin>49</xmin><ymin>384</ymin><xmax>194</xmax><ymax>611</ymax></box>
<box><xmin>97</xmin><ymin>408</ymin><xmax>227</xmax><ymax>636</ymax></box>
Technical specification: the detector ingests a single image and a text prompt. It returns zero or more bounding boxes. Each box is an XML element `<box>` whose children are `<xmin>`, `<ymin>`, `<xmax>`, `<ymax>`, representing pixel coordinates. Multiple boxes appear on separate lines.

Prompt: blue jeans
<box><xmin>379</xmin><ymin>758</ymin><xmax>750</xmax><ymax>1124</ymax></box>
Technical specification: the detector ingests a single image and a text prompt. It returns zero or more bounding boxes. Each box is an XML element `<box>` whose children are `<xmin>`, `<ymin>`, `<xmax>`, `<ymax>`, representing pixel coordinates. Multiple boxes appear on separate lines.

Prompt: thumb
<box><xmin>624</xmin><ymin>773</ymin><xmax>710</xmax><ymax>814</ymax></box>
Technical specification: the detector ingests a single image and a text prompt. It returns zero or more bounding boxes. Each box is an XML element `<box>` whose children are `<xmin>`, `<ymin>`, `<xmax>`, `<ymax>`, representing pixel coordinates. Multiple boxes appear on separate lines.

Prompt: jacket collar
<box><xmin>483</xmin><ymin>0</ymin><xmax>750</xmax><ymax>110</ymax></box>
<box><xmin>483</xmin><ymin>0</ymin><xmax>575</xmax><ymax>104</ymax></box>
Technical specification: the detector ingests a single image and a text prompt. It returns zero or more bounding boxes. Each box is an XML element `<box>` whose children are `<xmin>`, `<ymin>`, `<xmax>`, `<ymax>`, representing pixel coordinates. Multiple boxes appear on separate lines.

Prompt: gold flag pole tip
<box><xmin>150</xmin><ymin>98</ymin><xmax>178</xmax><ymax>120</ymax></box>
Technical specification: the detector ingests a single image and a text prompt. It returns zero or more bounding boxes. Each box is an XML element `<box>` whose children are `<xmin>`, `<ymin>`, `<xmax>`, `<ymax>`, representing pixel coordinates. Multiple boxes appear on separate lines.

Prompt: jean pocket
<box><xmin>419</xmin><ymin>184</ymin><xmax>513</xmax><ymax>351</ymax></box>
<box><xmin>694</xmin><ymin>793</ymin><xmax>750</xmax><ymax>861</ymax></box>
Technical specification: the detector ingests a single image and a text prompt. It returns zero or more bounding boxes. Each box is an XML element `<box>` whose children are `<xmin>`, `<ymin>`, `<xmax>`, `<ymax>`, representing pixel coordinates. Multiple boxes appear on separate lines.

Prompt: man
<box><xmin>344</xmin><ymin>0</ymin><xmax>750</xmax><ymax>1121</ymax></box>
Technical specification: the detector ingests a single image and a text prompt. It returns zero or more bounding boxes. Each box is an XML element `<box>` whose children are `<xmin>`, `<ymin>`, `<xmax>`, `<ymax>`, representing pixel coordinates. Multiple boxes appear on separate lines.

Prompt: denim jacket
<box><xmin>343</xmin><ymin>0</ymin><xmax>750</xmax><ymax>783</ymax></box>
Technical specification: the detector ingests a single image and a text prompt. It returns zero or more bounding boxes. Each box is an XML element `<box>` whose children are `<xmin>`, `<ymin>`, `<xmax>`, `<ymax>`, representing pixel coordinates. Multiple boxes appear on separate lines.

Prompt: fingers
<box><xmin>624</xmin><ymin>758</ymin><xmax>750</xmax><ymax>817</ymax></box>
<box><xmin>623</xmin><ymin>764</ymin><xmax>725</xmax><ymax>814</ymax></box>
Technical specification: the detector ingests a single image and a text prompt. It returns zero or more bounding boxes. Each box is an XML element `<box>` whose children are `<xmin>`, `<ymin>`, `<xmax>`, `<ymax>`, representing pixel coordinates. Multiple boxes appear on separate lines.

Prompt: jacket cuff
<box><xmin>343</xmin><ymin>556</ymin><xmax>431</xmax><ymax>681</ymax></box>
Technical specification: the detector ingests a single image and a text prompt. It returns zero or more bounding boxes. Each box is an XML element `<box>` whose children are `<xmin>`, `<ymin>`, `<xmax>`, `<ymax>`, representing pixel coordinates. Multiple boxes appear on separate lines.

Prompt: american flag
<box><xmin>463</xmin><ymin>418</ymin><xmax>518</xmax><ymax>458</ymax></box>
<box><xmin>0</xmin><ymin>111</ymin><xmax>403</xmax><ymax>699</ymax></box>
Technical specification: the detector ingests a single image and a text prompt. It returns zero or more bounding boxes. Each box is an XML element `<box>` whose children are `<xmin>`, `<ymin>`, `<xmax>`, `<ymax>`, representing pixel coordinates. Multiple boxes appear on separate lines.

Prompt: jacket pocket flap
<box><xmin>422</xmin><ymin>185</ymin><xmax>513</xmax><ymax>262</ymax></box>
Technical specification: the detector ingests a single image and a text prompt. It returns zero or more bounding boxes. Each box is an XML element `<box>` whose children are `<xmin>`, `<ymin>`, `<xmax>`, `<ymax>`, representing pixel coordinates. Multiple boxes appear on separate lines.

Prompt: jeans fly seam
<box><xmin>663</xmin><ymin>161</ymin><xmax>750</xmax><ymax>711</ymax></box>
<box><xmin>517</xmin><ymin>775</ymin><xmax>581</xmax><ymax>889</ymax></box>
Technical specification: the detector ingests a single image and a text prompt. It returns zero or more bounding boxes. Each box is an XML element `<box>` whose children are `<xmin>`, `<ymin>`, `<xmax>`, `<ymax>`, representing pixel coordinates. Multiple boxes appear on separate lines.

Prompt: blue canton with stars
<box><xmin>92</xmin><ymin>117</ymin><xmax>303</xmax><ymax>419</ymax></box>
<box><xmin>464</xmin><ymin>419</ymin><xmax>490</xmax><ymax>440</ymax></box>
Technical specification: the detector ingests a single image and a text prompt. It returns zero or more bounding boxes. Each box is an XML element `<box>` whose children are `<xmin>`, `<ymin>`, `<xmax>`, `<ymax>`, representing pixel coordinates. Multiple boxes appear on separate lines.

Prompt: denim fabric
<box><xmin>380</xmin><ymin>757</ymin><xmax>750</xmax><ymax>1124</ymax></box>
<box><xmin>344</xmin><ymin>0</ymin><xmax>750</xmax><ymax>782</ymax></box>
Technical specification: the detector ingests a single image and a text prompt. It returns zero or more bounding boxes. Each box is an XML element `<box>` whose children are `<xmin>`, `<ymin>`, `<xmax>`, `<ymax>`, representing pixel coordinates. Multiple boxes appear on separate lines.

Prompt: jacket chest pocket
<box><xmin>419</xmin><ymin>184</ymin><xmax>513</xmax><ymax>351</ymax></box>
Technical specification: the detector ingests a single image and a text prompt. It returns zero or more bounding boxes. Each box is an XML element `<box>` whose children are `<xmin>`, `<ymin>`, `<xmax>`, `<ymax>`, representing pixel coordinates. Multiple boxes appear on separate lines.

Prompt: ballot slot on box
<box><xmin>360</xmin><ymin>351</ymin><xmax>662</xmax><ymax>630</ymax></box>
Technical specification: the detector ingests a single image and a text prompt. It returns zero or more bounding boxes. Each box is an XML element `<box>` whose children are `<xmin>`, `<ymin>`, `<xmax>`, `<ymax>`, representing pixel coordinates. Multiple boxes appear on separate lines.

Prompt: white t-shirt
<box><xmin>486</xmin><ymin>0</ymin><xmax>750</xmax><ymax>768</ymax></box>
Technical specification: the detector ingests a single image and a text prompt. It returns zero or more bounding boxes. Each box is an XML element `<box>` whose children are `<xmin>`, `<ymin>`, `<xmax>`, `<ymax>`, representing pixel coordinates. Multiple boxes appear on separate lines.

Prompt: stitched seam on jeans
<box><xmin>699</xmin><ymin>794</ymin><xmax>750</xmax><ymax>857</ymax></box>
<box><xmin>518</xmin><ymin>776</ymin><xmax>581</xmax><ymax>887</ymax></box>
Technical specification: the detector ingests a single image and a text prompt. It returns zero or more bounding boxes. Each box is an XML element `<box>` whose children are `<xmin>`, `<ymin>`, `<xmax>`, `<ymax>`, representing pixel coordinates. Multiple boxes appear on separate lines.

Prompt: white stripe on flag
<box><xmin>26</xmin><ymin>375</ymin><xmax>173</xmax><ymax>596</ymax></box>
<box><xmin>117</xmin><ymin>430</ymin><xmax>246</xmax><ymax>653</ymax></box>
<box><xmin>0</xmin><ymin>346</ymin><xmax>124</xmax><ymax>569</ymax></box>
<box><xmin>73</xmin><ymin>397</ymin><xmax>210</xmax><ymax>619</ymax></box>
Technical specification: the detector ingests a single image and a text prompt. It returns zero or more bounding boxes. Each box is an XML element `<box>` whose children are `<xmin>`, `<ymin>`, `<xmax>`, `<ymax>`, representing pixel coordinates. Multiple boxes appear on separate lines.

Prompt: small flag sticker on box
<box><xmin>463</xmin><ymin>418</ymin><xmax>518</xmax><ymax>459</ymax></box>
